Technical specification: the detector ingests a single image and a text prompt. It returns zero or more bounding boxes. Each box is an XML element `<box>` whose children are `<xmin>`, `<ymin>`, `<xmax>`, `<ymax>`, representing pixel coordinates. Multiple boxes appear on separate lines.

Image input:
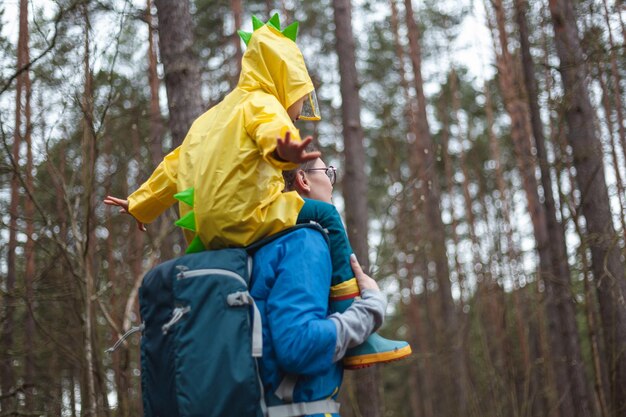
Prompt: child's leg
<box><xmin>296</xmin><ymin>198</ymin><xmax>354</xmax><ymax>287</ymax></box>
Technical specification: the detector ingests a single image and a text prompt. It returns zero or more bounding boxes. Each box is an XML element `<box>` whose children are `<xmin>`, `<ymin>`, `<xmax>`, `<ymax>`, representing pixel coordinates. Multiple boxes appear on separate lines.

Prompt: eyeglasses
<box><xmin>304</xmin><ymin>166</ymin><xmax>336</xmax><ymax>186</ymax></box>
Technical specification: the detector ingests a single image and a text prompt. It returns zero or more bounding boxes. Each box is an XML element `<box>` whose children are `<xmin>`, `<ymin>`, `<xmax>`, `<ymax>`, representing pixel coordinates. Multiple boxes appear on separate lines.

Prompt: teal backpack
<box><xmin>110</xmin><ymin>224</ymin><xmax>340</xmax><ymax>417</ymax></box>
<box><xmin>139</xmin><ymin>246</ymin><xmax>262</xmax><ymax>416</ymax></box>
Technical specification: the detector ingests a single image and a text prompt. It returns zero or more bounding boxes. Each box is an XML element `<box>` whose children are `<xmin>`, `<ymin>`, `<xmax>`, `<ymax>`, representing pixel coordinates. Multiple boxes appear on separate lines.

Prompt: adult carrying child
<box><xmin>104</xmin><ymin>14</ymin><xmax>409</xmax><ymax>372</ymax></box>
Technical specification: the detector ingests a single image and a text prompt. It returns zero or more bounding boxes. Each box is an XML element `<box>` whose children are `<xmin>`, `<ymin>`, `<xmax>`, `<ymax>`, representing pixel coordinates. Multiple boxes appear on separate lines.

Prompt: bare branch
<box><xmin>0</xmin><ymin>0</ymin><xmax>85</xmax><ymax>97</ymax></box>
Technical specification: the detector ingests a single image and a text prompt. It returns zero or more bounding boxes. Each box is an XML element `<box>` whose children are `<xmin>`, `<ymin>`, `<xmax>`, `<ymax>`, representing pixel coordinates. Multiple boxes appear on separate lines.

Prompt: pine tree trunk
<box><xmin>389</xmin><ymin>5</ymin><xmax>436</xmax><ymax>415</ymax></box>
<box><xmin>403</xmin><ymin>1</ymin><xmax>466</xmax><ymax>415</ymax></box>
<box><xmin>485</xmin><ymin>79</ymin><xmax>549</xmax><ymax>416</ymax></box>
<box><xmin>153</xmin><ymin>0</ymin><xmax>203</xmax><ymax>146</ymax></box>
<box><xmin>145</xmin><ymin>0</ymin><xmax>180</xmax><ymax>261</ymax></box>
<box><xmin>81</xmin><ymin>5</ymin><xmax>97</xmax><ymax>415</ymax></box>
<box><xmin>18</xmin><ymin>0</ymin><xmax>36</xmax><ymax>409</ymax></box>
<box><xmin>331</xmin><ymin>1</ymin><xmax>381</xmax><ymax>416</ymax></box>
<box><xmin>596</xmin><ymin>65</ymin><xmax>626</xmax><ymax>251</ymax></box>
<box><xmin>489</xmin><ymin>1</ymin><xmax>584</xmax><ymax>415</ymax></box>
<box><xmin>230</xmin><ymin>0</ymin><xmax>243</xmax><ymax>88</ymax></box>
<box><xmin>600</xmin><ymin>0</ymin><xmax>626</xmax><ymax>168</ymax></box>
<box><xmin>513</xmin><ymin>1</ymin><xmax>594</xmax><ymax>416</ymax></box>
<box><xmin>565</xmin><ymin>170</ymin><xmax>610</xmax><ymax>417</ymax></box>
<box><xmin>551</xmin><ymin>106</ymin><xmax>611</xmax><ymax>417</ymax></box>
<box><xmin>548</xmin><ymin>1</ymin><xmax>626</xmax><ymax>415</ymax></box>
<box><xmin>70</xmin><ymin>369</ymin><xmax>78</xmax><ymax>417</ymax></box>
<box><xmin>442</xmin><ymin>71</ymin><xmax>466</xmax><ymax>293</ymax></box>
<box><xmin>407</xmin><ymin>293</ymin><xmax>435</xmax><ymax>417</ymax></box>
<box><xmin>1</xmin><ymin>0</ymin><xmax>30</xmax><ymax>406</ymax></box>
<box><xmin>146</xmin><ymin>0</ymin><xmax>163</xmax><ymax>165</ymax></box>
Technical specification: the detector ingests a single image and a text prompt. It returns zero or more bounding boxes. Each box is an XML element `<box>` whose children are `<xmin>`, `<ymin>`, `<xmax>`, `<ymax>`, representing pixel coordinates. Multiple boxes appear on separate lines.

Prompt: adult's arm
<box><xmin>127</xmin><ymin>146</ymin><xmax>180</xmax><ymax>224</ymax></box>
<box><xmin>266</xmin><ymin>229</ymin><xmax>387</xmax><ymax>374</ymax></box>
<box><xmin>329</xmin><ymin>255</ymin><xmax>386</xmax><ymax>361</ymax></box>
<box><xmin>328</xmin><ymin>289</ymin><xmax>386</xmax><ymax>362</ymax></box>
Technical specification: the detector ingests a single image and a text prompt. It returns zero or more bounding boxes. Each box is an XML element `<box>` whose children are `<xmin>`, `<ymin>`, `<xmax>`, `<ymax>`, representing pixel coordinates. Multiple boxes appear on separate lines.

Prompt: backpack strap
<box><xmin>272</xmin><ymin>369</ymin><xmax>341</xmax><ymax>416</ymax></box>
<box><xmin>275</xmin><ymin>374</ymin><xmax>298</xmax><ymax>403</ymax></box>
<box><xmin>246</xmin><ymin>222</ymin><xmax>330</xmax><ymax>254</ymax></box>
<box><xmin>227</xmin><ymin>291</ymin><xmax>263</xmax><ymax>357</ymax></box>
<box><xmin>267</xmin><ymin>399</ymin><xmax>341</xmax><ymax>417</ymax></box>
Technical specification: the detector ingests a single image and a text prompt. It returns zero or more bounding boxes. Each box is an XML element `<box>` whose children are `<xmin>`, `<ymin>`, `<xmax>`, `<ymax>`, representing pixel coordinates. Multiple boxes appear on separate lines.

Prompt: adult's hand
<box><xmin>275</xmin><ymin>131</ymin><xmax>321</xmax><ymax>164</ymax></box>
<box><xmin>350</xmin><ymin>254</ymin><xmax>380</xmax><ymax>292</ymax></box>
<box><xmin>103</xmin><ymin>195</ymin><xmax>147</xmax><ymax>231</ymax></box>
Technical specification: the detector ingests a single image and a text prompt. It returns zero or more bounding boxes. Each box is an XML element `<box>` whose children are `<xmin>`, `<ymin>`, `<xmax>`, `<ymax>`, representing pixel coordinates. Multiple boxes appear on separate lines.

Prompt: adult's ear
<box><xmin>294</xmin><ymin>169</ymin><xmax>311</xmax><ymax>195</ymax></box>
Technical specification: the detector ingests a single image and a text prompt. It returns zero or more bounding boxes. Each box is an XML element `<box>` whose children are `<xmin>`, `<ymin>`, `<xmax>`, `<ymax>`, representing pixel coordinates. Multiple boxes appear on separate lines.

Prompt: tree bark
<box><xmin>22</xmin><ymin>0</ymin><xmax>35</xmax><ymax>406</ymax></box>
<box><xmin>548</xmin><ymin>0</ymin><xmax>626</xmax><ymax>415</ymax></box>
<box><xmin>550</xmin><ymin>97</ymin><xmax>611</xmax><ymax>417</ymax></box>
<box><xmin>441</xmin><ymin>72</ymin><xmax>466</xmax><ymax>296</ymax></box>
<box><xmin>81</xmin><ymin>4</ymin><xmax>97</xmax><ymax>415</ymax></box>
<box><xmin>389</xmin><ymin>4</ymin><xmax>435</xmax><ymax>415</ymax></box>
<box><xmin>1</xmin><ymin>0</ymin><xmax>30</xmax><ymax>407</ymax></box>
<box><xmin>230</xmin><ymin>0</ymin><xmax>243</xmax><ymax>89</ymax></box>
<box><xmin>331</xmin><ymin>1</ymin><xmax>381</xmax><ymax>416</ymax></box>
<box><xmin>489</xmin><ymin>1</ymin><xmax>586</xmax><ymax>415</ymax></box>
<box><xmin>513</xmin><ymin>1</ymin><xmax>594</xmax><ymax>416</ymax></box>
<box><xmin>596</xmin><ymin>66</ymin><xmax>626</xmax><ymax>245</ymax></box>
<box><xmin>153</xmin><ymin>0</ymin><xmax>203</xmax><ymax>146</ymax></box>
<box><xmin>146</xmin><ymin>0</ymin><xmax>163</xmax><ymax>165</ymax></box>
<box><xmin>403</xmin><ymin>1</ymin><xmax>466</xmax><ymax>415</ymax></box>
<box><xmin>600</xmin><ymin>0</ymin><xmax>626</xmax><ymax>169</ymax></box>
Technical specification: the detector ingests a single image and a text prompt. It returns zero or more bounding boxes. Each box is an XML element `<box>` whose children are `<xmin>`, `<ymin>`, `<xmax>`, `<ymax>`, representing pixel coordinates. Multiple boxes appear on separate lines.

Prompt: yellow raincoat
<box><xmin>128</xmin><ymin>25</ymin><xmax>316</xmax><ymax>249</ymax></box>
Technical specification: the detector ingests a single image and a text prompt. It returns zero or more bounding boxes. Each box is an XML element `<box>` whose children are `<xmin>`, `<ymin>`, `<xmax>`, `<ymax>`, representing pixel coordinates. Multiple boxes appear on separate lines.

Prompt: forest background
<box><xmin>1</xmin><ymin>0</ymin><xmax>626</xmax><ymax>416</ymax></box>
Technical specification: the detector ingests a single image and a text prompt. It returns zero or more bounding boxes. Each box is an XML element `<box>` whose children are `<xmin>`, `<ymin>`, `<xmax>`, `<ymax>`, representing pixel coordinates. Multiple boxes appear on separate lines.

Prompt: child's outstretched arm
<box><xmin>103</xmin><ymin>196</ymin><xmax>147</xmax><ymax>231</ymax></box>
<box><xmin>104</xmin><ymin>146</ymin><xmax>179</xmax><ymax>231</ymax></box>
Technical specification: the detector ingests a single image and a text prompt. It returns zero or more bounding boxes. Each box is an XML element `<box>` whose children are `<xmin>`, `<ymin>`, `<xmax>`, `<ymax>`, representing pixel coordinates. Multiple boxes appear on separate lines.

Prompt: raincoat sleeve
<box><xmin>243</xmin><ymin>95</ymin><xmax>302</xmax><ymax>171</ymax></box>
<box><xmin>266</xmin><ymin>230</ymin><xmax>337</xmax><ymax>376</ymax></box>
<box><xmin>127</xmin><ymin>146</ymin><xmax>180</xmax><ymax>224</ymax></box>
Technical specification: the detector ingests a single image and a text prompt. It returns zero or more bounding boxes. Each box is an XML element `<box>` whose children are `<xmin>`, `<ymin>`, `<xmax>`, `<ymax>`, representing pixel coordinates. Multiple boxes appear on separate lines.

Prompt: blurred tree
<box><xmin>153</xmin><ymin>0</ymin><xmax>203</xmax><ymax>146</ymax></box>
<box><xmin>548</xmin><ymin>0</ymin><xmax>626</xmax><ymax>415</ymax></box>
<box><xmin>332</xmin><ymin>0</ymin><xmax>381</xmax><ymax>416</ymax></box>
<box><xmin>514</xmin><ymin>1</ymin><xmax>594</xmax><ymax>415</ymax></box>
<box><xmin>403</xmin><ymin>0</ymin><xmax>467</xmax><ymax>414</ymax></box>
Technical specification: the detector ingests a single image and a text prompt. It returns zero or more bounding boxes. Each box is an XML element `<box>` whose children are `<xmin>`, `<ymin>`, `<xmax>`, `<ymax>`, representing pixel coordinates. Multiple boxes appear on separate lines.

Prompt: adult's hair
<box><xmin>282</xmin><ymin>143</ymin><xmax>319</xmax><ymax>192</ymax></box>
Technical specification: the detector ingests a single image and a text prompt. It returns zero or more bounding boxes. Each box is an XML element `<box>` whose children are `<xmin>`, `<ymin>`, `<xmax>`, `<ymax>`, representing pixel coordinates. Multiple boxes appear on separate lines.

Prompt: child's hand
<box><xmin>104</xmin><ymin>195</ymin><xmax>147</xmax><ymax>232</ymax></box>
<box><xmin>275</xmin><ymin>131</ymin><xmax>321</xmax><ymax>164</ymax></box>
<box><xmin>351</xmin><ymin>254</ymin><xmax>380</xmax><ymax>292</ymax></box>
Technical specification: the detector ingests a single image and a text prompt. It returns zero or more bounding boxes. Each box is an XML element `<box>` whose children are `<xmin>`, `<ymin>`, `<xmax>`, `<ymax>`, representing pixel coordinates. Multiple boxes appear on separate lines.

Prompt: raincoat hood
<box><xmin>238</xmin><ymin>25</ymin><xmax>314</xmax><ymax>111</ymax></box>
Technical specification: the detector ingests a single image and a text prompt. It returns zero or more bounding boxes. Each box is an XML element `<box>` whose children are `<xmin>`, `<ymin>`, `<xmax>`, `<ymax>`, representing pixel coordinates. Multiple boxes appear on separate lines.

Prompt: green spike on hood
<box><xmin>281</xmin><ymin>21</ymin><xmax>299</xmax><ymax>42</ymax></box>
<box><xmin>185</xmin><ymin>235</ymin><xmax>206</xmax><ymax>254</ymax></box>
<box><xmin>237</xmin><ymin>29</ymin><xmax>253</xmax><ymax>46</ymax></box>
<box><xmin>252</xmin><ymin>15</ymin><xmax>265</xmax><ymax>30</ymax></box>
<box><xmin>174</xmin><ymin>187</ymin><xmax>194</xmax><ymax>207</ymax></box>
<box><xmin>237</xmin><ymin>14</ymin><xmax>299</xmax><ymax>46</ymax></box>
<box><xmin>266</xmin><ymin>13</ymin><xmax>281</xmax><ymax>31</ymax></box>
<box><xmin>175</xmin><ymin>210</ymin><xmax>196</xmax><ymax>232</ymax></box>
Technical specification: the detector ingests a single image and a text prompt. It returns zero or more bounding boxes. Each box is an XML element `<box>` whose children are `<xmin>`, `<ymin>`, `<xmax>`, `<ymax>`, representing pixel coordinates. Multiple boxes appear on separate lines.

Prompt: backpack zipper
<box><xmin>161</xmin><ymin>306</ymin><xmax>191</xmax><ymax>334</ymax></box>
<box><xmin>177</xmin><ymin>268</ymin><xmax>247</xmax><ymax>287</ymax></box>
<box><xmin>162</xmin><ymin>269</ymin><xmax>250</xmax><ymax>335</ymax></box>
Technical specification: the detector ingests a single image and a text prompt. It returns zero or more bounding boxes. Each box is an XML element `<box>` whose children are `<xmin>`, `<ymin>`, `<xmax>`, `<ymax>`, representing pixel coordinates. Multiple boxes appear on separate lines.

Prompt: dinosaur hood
<box><xmin>237</xmin><ymin>18</ymin><xmax>320</xmax><ymax>120</ymax></box>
